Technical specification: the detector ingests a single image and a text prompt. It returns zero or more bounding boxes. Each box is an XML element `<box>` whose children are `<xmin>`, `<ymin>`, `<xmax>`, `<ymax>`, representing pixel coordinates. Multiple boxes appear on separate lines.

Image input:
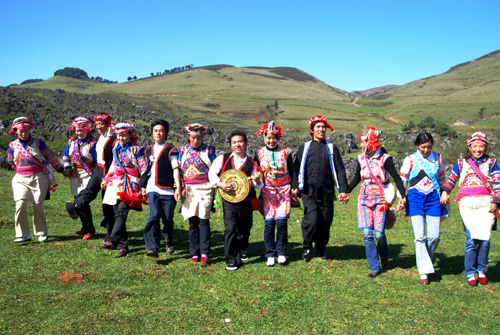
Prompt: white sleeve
<box><xmin>208</xmin><ymin>155</ymin><xmax>224</xmax><ymax>188</ymax></box>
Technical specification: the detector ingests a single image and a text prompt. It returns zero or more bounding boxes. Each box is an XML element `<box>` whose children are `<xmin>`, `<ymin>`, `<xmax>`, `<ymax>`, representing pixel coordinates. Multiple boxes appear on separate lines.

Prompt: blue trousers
<box><xmin>363</xmin><ymin>229</ymin><xmax>388</xmax><ymax>273</ymax></box>
<box><xmin>144</xmin><ymin>193</ymin><xmax>176</xmax><ymax>250</ymax></box>
<box><xmin>264</xmin><ymin>219</ymin><xmax>288</xmax><ymax>258</ymax></box>
<box><xmin>189</xmin><ymin>217</ymin><xmax>211</xmax><ymax>256</ymax></box>
<box><xmin>464</xmin><ymin>225</ymin><xmax>490</xmax><ymax>277</ymax></box>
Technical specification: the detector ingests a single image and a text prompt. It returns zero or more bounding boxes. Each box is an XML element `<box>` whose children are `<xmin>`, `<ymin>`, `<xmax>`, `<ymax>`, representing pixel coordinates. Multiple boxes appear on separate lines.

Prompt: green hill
<box><xmin>358</xmin><ymin>50</ymin><xmax>500</xmax><ymax>132</ymax></box>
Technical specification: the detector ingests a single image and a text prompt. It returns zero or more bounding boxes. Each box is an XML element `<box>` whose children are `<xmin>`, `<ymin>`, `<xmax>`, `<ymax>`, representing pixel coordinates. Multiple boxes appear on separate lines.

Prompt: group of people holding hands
<box><xmin>7</xmin><ymin>113</ymin><xmax>500</xmax><ymax>286</ymax></box>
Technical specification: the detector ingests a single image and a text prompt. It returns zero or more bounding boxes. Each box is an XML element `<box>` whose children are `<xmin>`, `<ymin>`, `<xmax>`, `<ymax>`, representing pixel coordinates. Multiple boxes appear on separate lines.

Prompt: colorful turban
<box><xmin>68</xmin><ymin>117</ymin><xmax>92</xmax><ymax>133</ymax></box>
<box><xmin>358</xmin><ymin>125</ymin><xmax>382</xmax><ymax>151</ymax></box>
<box><xmin>114</xmin><ymin>122</ymin><xmax>135</xmax><ymax>134</ymax></box>
<box><xmin>467</xmin><ymin>131</ymin><xmax>489</xmax><ymax>147</ymax></box>
<box><xmin>9</xmin><ymin>117</ymin><xmax>34</xmax><ymax>134</ymax></box>
<box><xmin>309</xmin><ymin>115</ymin><xmax>334</xmax><ymax>132</ymax></box>
<box><xmin>94</xmin><ymin>113</ymin><xmax>112</xmax><ymax>127</ymax></box>
<box><xmin>255</xmin><ymin>121</ymin><xmax>283</xmax><ymax>140</ymax></box>
<box><xmin>184</xmin><ymin>123</ymin><xmax>207</xmax><ymax>135</ymax></box>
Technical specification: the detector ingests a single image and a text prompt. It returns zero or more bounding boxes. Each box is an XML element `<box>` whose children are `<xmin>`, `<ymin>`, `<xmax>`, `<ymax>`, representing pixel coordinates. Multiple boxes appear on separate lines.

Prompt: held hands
<box><xmin>249</xmin><ymin>171</ymin><xmax>262</xmax><ymax>185</ymax></box>
<box><xmin>291</xmin><ymin>189</ymin><xmax>299</xmax><ymax>203</ymax></box>
<box><xmin>338</xmin><ymin>192</ymin><xmax>349</xmax><ymax>205</ymax></box>
<box><xmin>174</xmin><ymin>187</ymin><xmax>181</xmax><ymax>202</ymax></box>
<box><xmin>440</xmin><ymin>192</ymin><xmax>450</xmax><ymax>205</ymax></box>
<box><xmin>63</xmin><ymin>169</ymin><xmax>72</xmax><ymax>178</ymax></box>
<box><xmin>489</xmin><ymin>202</ymin><xmax>498</xmax><ymax>213</ymax></box>
<box><xmin>395</xmin><ymin>197</ymin><xmax>406</xmax><ymax>212</ymax></box>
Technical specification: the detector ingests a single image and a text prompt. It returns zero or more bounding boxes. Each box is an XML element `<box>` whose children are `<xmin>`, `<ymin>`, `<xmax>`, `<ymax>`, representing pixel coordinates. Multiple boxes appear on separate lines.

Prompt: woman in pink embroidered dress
<box><xmin>347</xmin><ymin>126</ymin><xmax>406</xmax><ymax>278</ymax></box>
<box><xmin>101</xmin><ymin>122</ymin><xmax>148</xmax><ymax>256</ymax></box>
<box><xmin>179</xmin><ymin>123</ymin><xmax>217</xmax><ymax>263</ymax></box>
<box><xmin>7</xmin><ymin>117</ymin><xmax>64</xmax><ymax>243</ymax></box>
<box><xmin>62</xmin><ymin>117</ymin><xmax>97</xmax><ymax>240</ymax></box>
<box><xmin>255</xmin><ymin>121</ymin><xmax>294</xmax><ymax>266</ymax></box>
<box><xmin>441</xmin><ymin>132</ymin><xmax>500</xmax><ymax>286</ymax></box>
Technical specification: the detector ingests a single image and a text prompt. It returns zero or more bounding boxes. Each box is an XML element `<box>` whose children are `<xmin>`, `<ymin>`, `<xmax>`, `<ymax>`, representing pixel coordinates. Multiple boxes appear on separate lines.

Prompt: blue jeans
<box><xmin>144</xmin><ymin>193</ymin><xmax>176</xmax><ymax>250</ymax></box>
<box><xmin>264</xmin><ymin>219</ymin><xmax>288</xmax><ymax>258</ymax></box>
<box><xmin>363</xmin><ymin>229</ymin><xmax>388</xmax><ymax>273</ymax></box>
<box><xmin>411</xmin><ymin>215</ymin><xmax>440</xmax><ymax>275</ymax></box>
<box><xmin>464</xmin><ymin>225</ymin><xmax>490</xmax><ymax>278</ymax></box>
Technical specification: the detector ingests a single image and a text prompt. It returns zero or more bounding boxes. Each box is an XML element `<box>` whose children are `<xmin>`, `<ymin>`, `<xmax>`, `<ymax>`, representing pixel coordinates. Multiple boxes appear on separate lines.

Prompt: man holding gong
<box><xmin>209</xmin><ymin>130</ymin><xmax>263</xmax><ymax>270</ymax></box>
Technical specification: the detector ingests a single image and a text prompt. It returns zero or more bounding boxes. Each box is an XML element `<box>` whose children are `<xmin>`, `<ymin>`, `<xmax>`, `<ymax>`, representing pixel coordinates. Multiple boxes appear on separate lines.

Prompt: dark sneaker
<box><xmin>316</xmin><ymin>249</ymin><xmax>327</xmax><ymax>259</ymax></box>
<box><xmin>240</xmin><ymin>250</ymin><xmax>249</xmax><ymax>261</ymax></box>
<box><xmin>302</xmin><ymin>249</ymin><xmax>312</xmax><ymax>262</ymax></box>
<box><xmin>118</xmin><ymin>249</ymin><xmax>128</xmax><ymax>257</ymax></box>
<box><xmin>368</xmin><ymin>272</ymin><xmax>379</xmax><ymax>278</ymax></box>
<box><xmin>65</xmin><ymin>201</ymin><xmax>79</xmax><ymax>220</ymax></box>
<box><xmin>226</xmin><ymin>264</ymin><xmax>238</xmax><ymax>271</ymax></box>
<box><xmin>166</xmin><ymin>245</ymin><xmax>175</xmax><ymax>254</ymax></box>
<box><xmin>147</xmin><ymin>249</ymin><xmax>159</xmax><ymax>258</ymax></box>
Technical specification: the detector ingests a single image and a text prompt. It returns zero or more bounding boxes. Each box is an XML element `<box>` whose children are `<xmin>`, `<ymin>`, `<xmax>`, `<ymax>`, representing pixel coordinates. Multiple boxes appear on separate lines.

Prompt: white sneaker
<box><xmin>277</xmin><ymin>255</ymin><xmax>287</xmax><ymax>264</ymax></box>
<box><xmin>13</xmin><ymin>235</ymin><xmax>32</xmax><ymax>243</ymax></box>
<box><xmin>267</xmin><ymin>257</ymin><xmax>275</xmax><ymax>267</ymax></box>
<box><xmin>38</xmin><ymin>235</ymin><xmax>48</xmax><ymax>242</ymax></box>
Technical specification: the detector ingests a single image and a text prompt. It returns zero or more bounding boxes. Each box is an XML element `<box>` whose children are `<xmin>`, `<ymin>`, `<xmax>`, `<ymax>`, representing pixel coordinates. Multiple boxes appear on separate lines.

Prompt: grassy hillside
<box><xmin>358</xmin><ymin>50</ymin><xmax>500</xmax><ymax>131</ymax></box>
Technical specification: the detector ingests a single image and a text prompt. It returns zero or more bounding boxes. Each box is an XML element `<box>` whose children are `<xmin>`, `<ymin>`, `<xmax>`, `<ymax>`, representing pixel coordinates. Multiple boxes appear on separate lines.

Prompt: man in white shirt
<box><xmin>209</xmin><ymin>130</ymin><xmax>262</xmax><ymax>270</ymax></box>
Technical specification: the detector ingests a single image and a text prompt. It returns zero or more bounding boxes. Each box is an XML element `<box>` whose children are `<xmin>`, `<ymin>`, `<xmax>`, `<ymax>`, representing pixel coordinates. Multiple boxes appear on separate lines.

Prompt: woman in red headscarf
<box><xmin>255</xmin><ymin>121</ymin><xmax>294</xmax><ymax>266</ymax></box>
<box><xmin>7</xmin><ymin>117</ymin><xmax>64</xmax><ymax>243</ymax></box>
<box><xmin>347</xmin><ymin>126</ymin><xmax>406</xmax><ymax>278</ymax></box>
<box><xmin>62</xmin><ymin>117</ymin><xmax>97</xmax><ymax>239</ymax></box>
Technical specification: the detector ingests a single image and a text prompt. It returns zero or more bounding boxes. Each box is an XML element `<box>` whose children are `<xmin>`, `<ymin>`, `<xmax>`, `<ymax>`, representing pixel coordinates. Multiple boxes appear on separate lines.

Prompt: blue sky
<box><xmin>1</xmin><ymin>0</ymin><xmax>499</xmax><ymax>91</ymax></box>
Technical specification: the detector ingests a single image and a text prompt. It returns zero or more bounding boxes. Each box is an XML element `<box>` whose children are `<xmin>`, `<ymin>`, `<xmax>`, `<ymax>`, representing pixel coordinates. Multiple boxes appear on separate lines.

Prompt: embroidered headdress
<box><xmin>309</xmin><ymin>115</ymin><xmax>334</xmax><ymax>132</ymax></box>
<box><xmin>358</xmin><ymin>125</ymin><xmax>382</xmax><ymax>151</ymax></box>
<box><xmin>94</xmin><ymin>113</ymin><xmax>112</xmax><ymax>127</ymax></box>
<box><xmin>255</xmin><ymin>121</ymin><xmax>283</xmax><ymax>140</ymax></box>
<box><xmin>68</xmin><ymin>117</ymin><xmax>92</xmax><ymax>133</ymax></box>
<box><xmin>466</xmin><ymin>131</ymin><xmax>489</xmax><ymax>147</ymax></box>
<box><xmin>9</xmin><ymin>117</ymin><xmax>34</xmax><ymax>134</ymax></box>
<box><xmin>184</xmin><ymin>123</ymin><xmax>207</xmax><ymax>135</ymax></box>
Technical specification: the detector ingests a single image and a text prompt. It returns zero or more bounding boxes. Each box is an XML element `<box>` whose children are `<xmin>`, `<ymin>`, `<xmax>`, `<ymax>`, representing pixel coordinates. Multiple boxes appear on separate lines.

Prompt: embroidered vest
<box><xmin>256</xmin><ymin>146</ymin><xmax>291</xmax><ymax>187</ymax></box>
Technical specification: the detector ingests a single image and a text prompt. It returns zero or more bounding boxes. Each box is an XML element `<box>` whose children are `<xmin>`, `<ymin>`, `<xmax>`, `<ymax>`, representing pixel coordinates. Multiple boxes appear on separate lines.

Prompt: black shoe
<box><xmin>147</xmin><ymin>249</ymin><xmax>159</xmax><ymax>258</ymax></box>
<box><xmin>240</xmin><ymin>250</ymin><xmax>249</xmax><ymax>261</ymax></box>
<box><xmin>368</xmin><ymin>272</ymin><xmax>379</xmax><ymax>278</ymax></box>
<box><xmin>316</xmin><ymin>249</ymin><xmax>327</xmax><ymax>259</ymax></box>
<box><xmin>302</xmin><ymin>249</ymin><xmax>312</xmax><ymax>262</ymax></box>
<box><xmin>226</xmin><ymin>264</ymin><xmax>238</xmax><ymax>271</ymax></box>
<box><xmin>65</xmin><ymin>201</ymin><xmax>79</xmax><ymax>220</ymax></box>
<box><xmin>381</xmin><ymin>258</ymin><xmax>388</xmax><ymax>268</ymax></box>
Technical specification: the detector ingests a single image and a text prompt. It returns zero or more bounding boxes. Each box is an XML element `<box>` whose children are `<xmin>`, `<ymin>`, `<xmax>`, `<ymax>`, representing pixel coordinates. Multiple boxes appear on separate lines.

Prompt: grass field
<box><xmin>1</xmin><ymin>169</ymin><xmax>500</xmax><ymax>334</ymax></box>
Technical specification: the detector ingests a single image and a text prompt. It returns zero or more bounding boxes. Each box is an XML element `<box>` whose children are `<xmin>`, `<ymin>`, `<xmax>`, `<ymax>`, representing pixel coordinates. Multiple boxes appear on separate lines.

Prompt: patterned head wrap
<box><xmin>9</xmin><ymin>117</ymin><xmax>34</xmax><ymax>134</ymax></box>
<box><xmin>255</xmin><ymin>121</ymin><xmax>283</xmax><ymax>140</ymax></box>
<box><xmin>309</xmin><ymin>115</ymin><xmax>334</xmax><ymax>132</ymax></box>
<box><xmin>358</xmin><ymin>125</ymin><xmax>382</xmax><ymax>151</ymax></box>
<box><xmin>184</xmin><ymin>123</ymin><xmax>206</xmax><ymax>135</ymax></box>
<box><xmin>94</xmin><ymin>113</ymin><xmax>112</xmax><ymax>127</ymax></box>
<box><xmin>467</xmin><ymin>131</ymin><xmax>489</xmax><ymax>147</ymax></box>
<box><xmin>68</xmin><ymin>117</ymin><xmax>92</xmax><ymax>133</ymax></box>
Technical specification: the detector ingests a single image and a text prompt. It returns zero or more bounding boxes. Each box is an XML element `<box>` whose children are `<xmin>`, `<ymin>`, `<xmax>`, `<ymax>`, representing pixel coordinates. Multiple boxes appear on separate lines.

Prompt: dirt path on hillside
<box><xmin>352</xmin><ymin>97</ymin><xmax>360</xmax><ymax>107</ymax></box>
<box><xmin>388</xmin><ymin>117</ymin><xmax>405</xmax><ymax>125</ymax></box>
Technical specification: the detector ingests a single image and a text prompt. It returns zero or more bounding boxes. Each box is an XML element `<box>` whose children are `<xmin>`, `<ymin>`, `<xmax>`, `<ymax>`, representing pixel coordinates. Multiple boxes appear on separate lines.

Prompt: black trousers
<box><xmin>75</xmin><ymin>195</ymin><xmax>95</xmax><ymax>233</ymax></box>
<box><xmin>189</xmin><ymin>217</ymin><xmax>211</xmax><ymax>256</ymax></box>
<box><xmin>105</xmin><ymin>201</ymin><xmax>130</xmax><ymax>250</ymax></box>
<box><xmin>223</xmin><ymin>201</ymin><xmax>253</xmax><ymax>266</ymax></box>
<box><xmin>74</xmin><ymin>166</ymin><xmax>114</xmax><ymax>229</ymax></box>
<box><xmin>301</xmin><ymin>194</ymin><xmax>334</xmax><ymax>251</ymax></box>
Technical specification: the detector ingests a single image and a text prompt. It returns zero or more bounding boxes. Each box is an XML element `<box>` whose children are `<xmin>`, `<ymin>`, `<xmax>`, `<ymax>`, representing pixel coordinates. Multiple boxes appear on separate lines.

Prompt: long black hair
<box><xmin>414</xmin><ymin>132</ymin><xmax>434</xmax><ymax>146</ymax></box>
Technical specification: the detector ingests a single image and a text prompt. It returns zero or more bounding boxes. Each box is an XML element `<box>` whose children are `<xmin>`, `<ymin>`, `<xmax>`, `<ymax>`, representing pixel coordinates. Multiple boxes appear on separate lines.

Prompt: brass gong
<box><xmin>219</xmin><ymin>169</ymin><xmax>250</xmax><ymax>203</ymax></box>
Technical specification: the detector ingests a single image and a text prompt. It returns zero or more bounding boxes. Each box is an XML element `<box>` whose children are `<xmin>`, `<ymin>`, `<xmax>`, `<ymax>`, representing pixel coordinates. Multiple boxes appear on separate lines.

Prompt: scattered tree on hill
<box><xmin>54</xmin><ymin>67</ymin><xmax>89</xmax><ymax>80</ymax></box>
<box><xmin>479</xmin><ymin>107</ymin><xmax>486</xmax><ymax>118</ymax></box>
<box><xmin>402</xmin><ymin>116</ymin><xmax>456</xmax><ymax>136</ymax></box>
<box><xmin>20</xmin><ymin>79</ymin><xmax>44</xmax><ymax>85</ymax></box>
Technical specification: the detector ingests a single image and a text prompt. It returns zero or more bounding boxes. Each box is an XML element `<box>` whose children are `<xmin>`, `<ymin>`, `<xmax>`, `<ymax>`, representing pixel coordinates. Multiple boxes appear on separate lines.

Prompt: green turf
<box><xmin>1</xmin><ymin>169</ymin><xmax>499</xmax><ymax>334</ymax></box>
